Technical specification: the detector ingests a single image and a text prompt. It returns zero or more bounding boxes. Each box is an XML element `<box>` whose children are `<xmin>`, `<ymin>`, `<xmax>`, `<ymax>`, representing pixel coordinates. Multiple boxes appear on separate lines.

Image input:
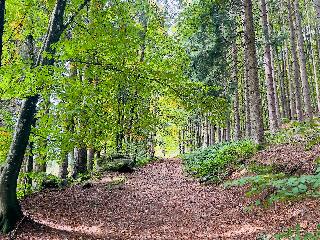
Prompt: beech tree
<box><xmin>0</xmin><ymin>0</ymin><xmax>89</xmax><ymax>232</ymax></box>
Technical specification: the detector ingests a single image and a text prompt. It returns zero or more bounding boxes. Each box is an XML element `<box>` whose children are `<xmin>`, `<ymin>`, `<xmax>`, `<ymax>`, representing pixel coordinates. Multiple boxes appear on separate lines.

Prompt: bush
<box><xmin>182</xmin><ymin>140</ymin><xmax>259</xmax><ymax>183</ymax></box>
<box><xmin>17</xmin><ymin>172</ymin><xmax>63</xmax><ymax>199</ymax></box>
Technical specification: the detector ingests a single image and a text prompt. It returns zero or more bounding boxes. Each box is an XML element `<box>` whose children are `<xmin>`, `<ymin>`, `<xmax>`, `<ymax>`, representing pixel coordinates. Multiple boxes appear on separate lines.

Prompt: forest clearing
<box><xmin>0</xmin><ymin>0</ymin><xmax>320</xmax><ymax>239</ymax></box>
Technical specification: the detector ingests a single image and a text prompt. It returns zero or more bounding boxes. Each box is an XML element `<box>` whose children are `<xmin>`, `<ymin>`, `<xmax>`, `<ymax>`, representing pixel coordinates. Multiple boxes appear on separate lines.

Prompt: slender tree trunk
<box><xmin>95</xmin><ymin>150</ymin><xmax>102</xmax><ymax>169</ymax></box>
<box><xmin>288</xmin><ymin>0</ymin><xmax>304</xmax><ymax>121</ymax></box>
<box><xmin>25</xmin><ymin>143</ymin><xmax>33</xmax><ymax>186</ymax></box>
<box><xmin>294</xmin><ymin>0</ymin><xmax>313</xmax><ymax>119</ymax></box>
<box><xmin>244</xmin><ymin>43</ymin><xmax>252</xmax><ymax>138</ymax></box>
<box><xmin>217</xmin><ymin>127</ymin><xmax>222</xmax><ymax>143</ymax></box>
<box><xmin>260</xmin><ymin>0</ymin><xmax>279</xmax><ymax>133</ymax></box>
<box><xmin>59</xmin><ymin>154</ymin><xmax>68</xmax><ymax>180</ymax></box>
<box><xmin>233</xmin><ymin>43</ymin><xmax>241</xmax><ymax>141</ymax></box>
<box><xmin>0</xmin><ymin>0</ymin><xmax>5</xmax><ymax>66</ymax></box>
<box><xmin>307</xmin><ymin>15</ymin><xmax>320</xmax><ymax>113</ymax></box>
<box><xmin>244</xmin><ymin>0</ymin><xmax>264</xmax><ymax>144</ymax></box>
<box><xmin>314</xmin><ymin>0</ymin><xmax>320</xmax><ymax>23</ymax></box>
<box><xmin>72</xmin><ymin>147</ymin><xmax>87</xmax><ymax>178</ymax></box>
<box><xmin>279</xmin><ymin>48</ymin><xmax>289</xmax><ymax>119</ymax></box>
<box><xmin>212</xmin><ymin>126</ymin><xmax>216</xmax><ymax>145</ymax></box>
<box><xmin>87</xmin><ymin>149</ymin><xmax>94</xmax><ymax>172</ymax></box>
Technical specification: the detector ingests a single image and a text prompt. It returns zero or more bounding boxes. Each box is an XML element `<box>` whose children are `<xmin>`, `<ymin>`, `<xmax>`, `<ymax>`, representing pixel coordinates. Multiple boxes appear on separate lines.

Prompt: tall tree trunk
<box><xmin>279</xmin><ymin>48</ymin><xmax>289</xmax><ymax>119</ymax></box>
<box><xmin>0</xmin><ymin>0</ymin><xmax>90</xmax><ymax>233</ymax></box>
<box><xmin>87</xmin><ymin>149</ymin><xmax>94</xmax><ymax>172</ymax></box>
<box><xmin>25</xmin><ymin>143</ymin><xmax>33</xmax><ymax>186</ymax></box>
<box><xmin>260</xmin><ymin>0</ymin><xmax>279</xmax><ymax>133</ymax></box>
<box><xmin>72</xmin><ymin>147</ymin><xmax>87</xmax><ymax>179</ymax></box>
<box><xmin>244</xmin><ymin>0</ymin><xmax>265</xmax><ymax>144</ymax></box>
<box><xmin>294</xmin><ymin>0</ymin><xmax>313</xmax><ymax>119</ymax></box>
<box><xmin>233</xmin><ymin>43</ymin><xmax>241</xmax><ymax>141</ymax></box>
<box><xmin>0</xmin><ymin>0</ymin><xmax>5</xmax><ymax>66</ymax></box>
<box><xmin>244</xmin><ymin>42</ymin><xmax>252</xmax><ymax>138</ymax></box>
<box><xmin>288</xmin><ymin>0</ymin><xmax>304</xmax><ymax>121</ymax></box>
<box><xmin>59</xmin><ymin>154</ymin><xmax>68</xmax><ymax>180</ymax></box>
<box><xmin>307</xmin><ymin>12</ymin><xmax>320</xmax><ymax>113</ymax></box>
<box><xmin>314</xmin><ymin>0</ymin><xmax>320</xmax><ymax>23</ymax></box>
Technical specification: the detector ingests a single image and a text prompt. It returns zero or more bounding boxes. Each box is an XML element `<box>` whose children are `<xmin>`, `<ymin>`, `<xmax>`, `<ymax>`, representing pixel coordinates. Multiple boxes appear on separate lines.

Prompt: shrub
<box><xmin>17</xmin><ymin>172</ymin><xmax>63</xmax><ymax>199</ymax></box>
<box><xmin>182</xmin><ymin>140</ymin><xmax>259</xmax><ymax>183</ymax></box>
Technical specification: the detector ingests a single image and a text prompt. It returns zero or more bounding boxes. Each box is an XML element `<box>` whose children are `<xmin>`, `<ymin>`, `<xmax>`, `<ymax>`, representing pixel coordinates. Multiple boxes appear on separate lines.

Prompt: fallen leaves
<box><xmin>2</xmin><ymin>158</ymin><xmax>319</xmax><ymax>240</ymax></box>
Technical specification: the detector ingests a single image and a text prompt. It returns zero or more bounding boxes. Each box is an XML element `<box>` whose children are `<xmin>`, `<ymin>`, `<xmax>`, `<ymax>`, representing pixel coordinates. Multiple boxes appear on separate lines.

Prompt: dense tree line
<box><xmin>177</xmin><ymin>0</ymin><xmax>320</xmax><ymax>148</ymax></box>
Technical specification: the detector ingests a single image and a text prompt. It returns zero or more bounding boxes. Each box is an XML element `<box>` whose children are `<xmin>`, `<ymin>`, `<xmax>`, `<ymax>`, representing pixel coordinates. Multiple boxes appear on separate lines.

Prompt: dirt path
<box><xmin>6</xmin><ymin>159</ymin><xmax>320</xmax><ymax>239</ymax></box>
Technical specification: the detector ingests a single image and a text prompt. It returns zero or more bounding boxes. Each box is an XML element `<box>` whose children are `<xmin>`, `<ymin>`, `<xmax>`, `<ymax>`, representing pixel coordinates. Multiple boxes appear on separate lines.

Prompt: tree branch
<box><xmin>62</xmin><ymin>0</ymin><xmax>91</xmax><ymax>32</ymax></box>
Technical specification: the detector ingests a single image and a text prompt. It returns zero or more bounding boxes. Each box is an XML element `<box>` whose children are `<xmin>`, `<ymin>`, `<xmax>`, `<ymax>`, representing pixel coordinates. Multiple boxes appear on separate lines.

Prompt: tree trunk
<box><xmin>59</xmin><ymin>154</ymin><xmax>68</xmax><ymax>180</ymax></box>
<box><xmin>294</xmin><ymin>0</ymin><xmax>313</xmax><ymax>119</ymax></box>
<box><xmin>25</xmin><ymin>143</ymin><xmax>33</xmax><ymax>186</ymax></box>
<box><xmin>0</xmin><ymin>96</ymin><xmax>38</xmax><ymax>233</ymax></box>
<box><xmin>244</xmin><ymin>43</ymin><xmax>252</xmax><ymax>138</ymax></box>
<box><xmin>288</xmin><ymin>0</ymin><xmax>304</xmax><ymax>121</ymax></box>
<box><xmin>244</xmin><ymin>0</ymin><xmax>265</xmax><ymax>144</ymax></box>
<box><xmin>314</xmin><ymin>0</ymin><xmax>320</xmax><ymax>23</ymax></box>
<box><xmin>0</xmin><ymin>0</ymin><xmax>5</xmax><ymax>66</ymax></box>
<box><xmin>279</xmin><ymin>48</ymin><xmax>290</xmax><ymax>119</ymax></box>
<box><xmin>87</xmin><ymin>149</ymin><xmax>94</xmax><ymax>172</ymax></box>
<box><xmin>226</xmin><ymin>120</ymin><xmax>231</xmax><ymax>142</ymax></box>
<box><xmin>95</xmin><ymin>150</ymin><xmax>102</xmax><ymax>169</ymax></box>
<box><xmin>0</xmin><ymin>0</ymin><xmax>70</xmax><ymax>233</ymax></box>
<box><xmin>72</xmin><ymin>147</ymin><xmax>87</xmax><ymax>179</ymax></box>
<box><xmin>260</xmin><ymin>0</ymin><xmax>279</xmax><ymax>133</ymax></box>
<box><xmin>233</xmin><ymin>43</ymin><xmax>241</xmax><ymax>141</ymax></box>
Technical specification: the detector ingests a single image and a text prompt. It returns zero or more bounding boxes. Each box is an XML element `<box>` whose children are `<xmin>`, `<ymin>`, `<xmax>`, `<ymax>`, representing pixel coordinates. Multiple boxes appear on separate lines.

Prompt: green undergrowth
<box><xmin>224</xmin><ymin>120</ymin><xmax>320</xmax><ymax>206</ymax></box>
<box><xmin>274</xmin><ymin>224</ymin><xmax>320</xmax><ymax>240</ymax></box>
<box><xmin>17</xmin><ymin>172</ymin><xmax>64</xmax><ymax>199</ymax></box>
<box><xmin>17</xmin><ymin>155</ymin><xmax>156</xmax><ymax>199</ymax></box>
<box><xmin>225</xmin><ymin>167</ymin><xmax>320</xmax><ymax>207</ymax></box>
<box><xmin>267</xmin><ymin>120</ymin><xmax>320</xmax><ymax>148</ymax></box>
<box><xmin>182</xmin><ymin>140</ymin><xmax>259</xmax><ymax>183</ymax></box>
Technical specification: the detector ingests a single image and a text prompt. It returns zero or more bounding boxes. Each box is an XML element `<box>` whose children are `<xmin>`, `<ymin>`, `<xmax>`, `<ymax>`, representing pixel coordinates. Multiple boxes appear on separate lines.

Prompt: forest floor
<box><xmin>4</xmin><ymin>148</ymin><xmax>320</xmax><ymax>240</ymax></box>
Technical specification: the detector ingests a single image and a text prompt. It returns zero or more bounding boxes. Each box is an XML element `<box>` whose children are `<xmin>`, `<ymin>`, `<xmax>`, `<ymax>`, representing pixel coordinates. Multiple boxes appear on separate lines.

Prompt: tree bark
<box><xmin>288</xmin><ymin>0</ymin><xmax>304</xmax><ymax>121</ymax></box>
<box><xmin>314</xmin><ymin>0</ymin><xmax>320</xmax><ymax>24</ymax></box>
<box><xmin>260</xmin><ymin>0</ymin><xmax>279</xmax><ymax>133</ymax></box>
<box><xmin>25</xmin><ymin>143</ymin><xmax>33</xmax><ymax>186</ymax></box>
<box><xmin>87</xmin><ymin>149</ymin><xmax>94</xmax><ymax>172</ymax></box>
<box><xmin>232</xmin><ymin>43</ymin><xmax>241</xmax><ymax>141</ymax></box>
<box><xmin>72</xmin><ymin>147</ymin><xmax>87</xmax><ymax>179</ymax></box>
<box><xmin>244</xmin><ymin>0</ymin><xmax>265</xmax><ymax>144</ymax></box>
<box><xmin>59</xmin><ymin>154</ymin><xmax>68</xmax><ymax>180</ymax></box>
<box><xmin>0</xmin><ymin>0</ymin><xmax>5</xmax><ymax>66</ymax></box>
<box><xmin>244</xmin><ymin>42</ymin><xmax>252</xmax><ymax>138</ymax></box>
<box><xmin>294</xmin><ymin>0</ymin><xmax>313</xmax><ymax>119</ymax></box>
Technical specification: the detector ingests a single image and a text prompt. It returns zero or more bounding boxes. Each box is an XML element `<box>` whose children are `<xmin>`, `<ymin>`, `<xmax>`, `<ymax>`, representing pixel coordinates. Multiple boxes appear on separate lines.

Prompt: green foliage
<box><xmin>226</xmin><ymin>166</ymin><xmax>320</xmax><ymax>206</ymax></box>
<box><xmin>248</xmin><ymin>163</ymin><xmax>276</xmax><ymax>175</ymax></box>
<box><xmin>17</xmin><ymin>172</ymin><xmax>63</xmax><ymax>199</ymax></box>
<box><xmin>182</xmin><ymin>140</ymin><xmax>258</xmax><ymax>182</ymax></box>
<box><xmin>266</xmin><ymin>121</ymin><xmax>320</xmax><ymax>146</ymax></box>
<box><xmin>275</xmin><ymin>224</ymin><xmax>320</xmax><ymax>240</ymax></box>
<box><xmin>136</xmin><ymin>157</ymin><xmax>157</xmax><ymax>167</ymax></box>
